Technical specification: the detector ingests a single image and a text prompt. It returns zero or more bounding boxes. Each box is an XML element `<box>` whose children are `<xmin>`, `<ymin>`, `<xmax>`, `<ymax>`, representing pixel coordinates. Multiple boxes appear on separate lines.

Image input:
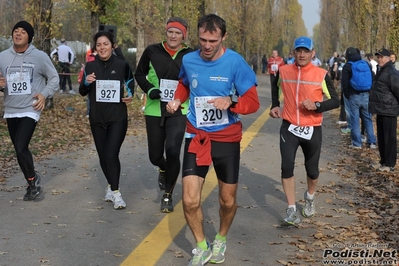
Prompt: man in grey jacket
<box><xmin>0</xmin><ymin>21</ymin><xmax>59</xmax><ymax>200</ymax></box>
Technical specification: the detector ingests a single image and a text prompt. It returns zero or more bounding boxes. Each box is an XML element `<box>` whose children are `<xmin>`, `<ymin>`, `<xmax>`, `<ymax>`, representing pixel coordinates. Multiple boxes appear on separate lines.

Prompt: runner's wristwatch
<box><xmin>230</xmin><ymin>94</ymin><xmax>238</xmax><ymax>107</ymax></box>
<box><xmin>315</xmin><ymin>101</ymin><xmax>321</xmax><ymax>111</ymax></box>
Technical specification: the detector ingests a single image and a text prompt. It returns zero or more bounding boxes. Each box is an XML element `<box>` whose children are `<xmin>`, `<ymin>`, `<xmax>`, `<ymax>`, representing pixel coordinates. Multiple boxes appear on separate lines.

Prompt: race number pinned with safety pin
<box><xmin>96</xmin><ymin>80</ymin><xmax>120</xmax><ymax>103</ymax></box>
<box><xmin>160</xmin><ymin>79</ymin><xmax>178</xmax><ymax>102</ymax></box>
<box><xmin>7</xmin><ymin>72</ymin><xmax>31</xmax><ymax>95</ymax></box>
<box><xmin>195</xmin><ymin>96</ymin><xmax>228</xmax><ymax>128</ymax></box>
<box><xmin>288</xmin><ymin>124</ymin><xmax>314</xmax><ymax>140</ymax></box>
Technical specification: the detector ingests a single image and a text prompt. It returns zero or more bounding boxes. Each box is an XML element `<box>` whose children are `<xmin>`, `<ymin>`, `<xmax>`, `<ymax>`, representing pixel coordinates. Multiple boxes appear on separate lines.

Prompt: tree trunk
<box><xmin>30</xmin><ymin>0</ymin><xmax>53</xmax><ymax>55</ymax></box>
<box><xmin>90</xmin><ymin>0</ymin><xmax>106</xmax><ymax>42</ymax></box>
<box><xmin>135</xmin><ymin>4</ymin><xmax>145</xmax><ymax>67</ymax></box>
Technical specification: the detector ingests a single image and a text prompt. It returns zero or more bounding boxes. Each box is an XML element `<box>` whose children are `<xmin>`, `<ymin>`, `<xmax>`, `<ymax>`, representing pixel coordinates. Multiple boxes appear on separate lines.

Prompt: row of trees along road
<box><xmin>318</xmin><ymin>0</ymin><xmax>399</xmax><ymax>60</ymax></box>
<box><xmin>0</xmin><ymin>0</ymin><xmax>399</xmax><ymax>66</ymax></box>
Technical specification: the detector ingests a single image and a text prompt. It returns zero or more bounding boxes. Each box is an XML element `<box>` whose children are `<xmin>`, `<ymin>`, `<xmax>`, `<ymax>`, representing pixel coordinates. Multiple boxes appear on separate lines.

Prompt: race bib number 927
<box><xmin>96</xmin><ymin>80</ymin><xmax>120</xmax><ymax>103</ymax></box>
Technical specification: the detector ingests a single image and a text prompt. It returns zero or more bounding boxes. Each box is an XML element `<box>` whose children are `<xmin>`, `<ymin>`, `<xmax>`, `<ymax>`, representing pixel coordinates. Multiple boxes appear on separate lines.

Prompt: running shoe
<box><xmin>210</xmin><ymin>239</ymin><xmax>226</xmax><ymax>264</ymax></box>
<box><xmin>348</xmin><ymin>144</ymin><xmax>361</xmax><ymax>149</ymax></box>
<box><xmin>302</xmin><ymin>191</ymin><xmax>315</xmax><ymax>218</ymax></box>
<box><xmin>280</xmin><ymin>207</ymin><xmax>300</xmax><ymax>226</ymax></box>
<box><xmin>369</xmin><ymin>143</ymin><xmax>377</xmax><ymax>149</ymax></box>
<box><xmin>378</xmin><ymin>166</ymin><xmax>395</xmax><ymax>172</ymax></box>
<box><xmin>161</xmin><ymin>193</ymin><xmax>173</xmax><ymax>213</ymax></box>
<box><xmin>111</xmin><ymin>191</ymin><xmax>126</xmax><ymax>209</ymax></box>
<box><xmin>23</xmin><ymin>186</ymin><xmax>32</xmax><ymax>201</ymax></box>
<box><xmin>158</xmin><ymin>169</ymin><xmax>165</xmax><ymax>190</ymax></box>
<box><xmin>23</xmin><ymin>173</ymin><xmax>42</xmax><ymax>201</ymax></box>
<box><xmin>340</xmin><ymin>128</ymin><xmax>351</xmax><ymax>134</ymax></box>
<box><xmin>69</xmin><ymin>90</ymin><xmax>77</xmax><ymax>95</ymax></box>
<box><xmin>370</xmin><ymin>163</ymin><xmax>383</xmax><ymax>169</ymax></box>
<box><xmin>188</xmin><ymin>245</ymin><xmax>212</xmax><ymax>266</ymax></box>
<box><xmin>104</xmin><ymin>186</ymin><xmax>113</xmax><ymax>202</ymax></box>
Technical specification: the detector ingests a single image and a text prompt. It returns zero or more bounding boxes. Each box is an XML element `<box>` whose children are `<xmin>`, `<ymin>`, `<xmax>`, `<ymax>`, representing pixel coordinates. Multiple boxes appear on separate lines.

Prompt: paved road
<box><xmin>0</xmin><ymin>74</ymin><xmax>356</xmax><ymax>266</ymax></box>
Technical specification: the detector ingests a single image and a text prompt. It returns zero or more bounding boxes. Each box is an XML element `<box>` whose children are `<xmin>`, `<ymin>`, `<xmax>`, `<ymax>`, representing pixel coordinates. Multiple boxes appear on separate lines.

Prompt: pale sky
<box><xmin>297</xmin><ymin>0</ymin><xmax>320</xmax><ymax>36</ymax></box>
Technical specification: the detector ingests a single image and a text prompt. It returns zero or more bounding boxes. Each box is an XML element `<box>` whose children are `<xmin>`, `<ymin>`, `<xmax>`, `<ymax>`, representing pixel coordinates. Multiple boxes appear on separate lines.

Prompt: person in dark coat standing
<box><xmin>369</xmin><ymin>48</ymin><xmax>399</xmax><ymax>172</ymax></box>
<box><xmin>261</xmin><ymin>54</ymin><xmax>267</xmax><ymax>74</ymax></box>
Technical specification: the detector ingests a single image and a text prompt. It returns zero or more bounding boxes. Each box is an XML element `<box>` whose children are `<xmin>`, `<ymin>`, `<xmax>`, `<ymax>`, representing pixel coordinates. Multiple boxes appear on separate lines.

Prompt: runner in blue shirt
<box><xmin>167</xmin><ymin>14</ymin><xmax>260</xmax><ymax>266</ymax></box>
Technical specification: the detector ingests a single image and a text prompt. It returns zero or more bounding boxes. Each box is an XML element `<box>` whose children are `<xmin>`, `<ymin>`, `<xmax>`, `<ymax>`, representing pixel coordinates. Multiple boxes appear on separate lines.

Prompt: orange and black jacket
<box><xmin>271</xmin><ymin>62</ymin><xmax>339</xmax><ymax>126</ymax></box>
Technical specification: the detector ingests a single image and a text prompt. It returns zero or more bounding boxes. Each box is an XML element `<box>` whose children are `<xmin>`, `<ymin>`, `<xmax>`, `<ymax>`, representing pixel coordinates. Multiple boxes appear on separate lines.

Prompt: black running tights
<box><xmin>6</xmin><ymin>117</ymin><xmax>37</xmax><ymax>181</ymax></box>
<box><xmin>90</xmin><ymin>118</ymin><xmax>127</xmax><ymax>191</ymax></box>
<box><xmin>145</xmin><ymin>115</ymin><xmax>186</xmax><ymax>193</ymax></box>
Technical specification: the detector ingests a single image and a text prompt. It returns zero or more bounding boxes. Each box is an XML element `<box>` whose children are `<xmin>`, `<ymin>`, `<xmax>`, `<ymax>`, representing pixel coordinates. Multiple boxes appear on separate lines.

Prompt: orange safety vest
<box><xmin>278</xmin><ymin>63</ymin><xmax>330</xmax><ymax>126</ymax></box>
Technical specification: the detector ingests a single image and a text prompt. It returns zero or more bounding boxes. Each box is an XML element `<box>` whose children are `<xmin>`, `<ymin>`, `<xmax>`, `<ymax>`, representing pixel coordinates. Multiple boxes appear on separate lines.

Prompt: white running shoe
<box><xmin>104</xmin><ymin>186</ymin><xmax>113</xmax><ymax>202</ymax></box>
<box><xmin>111</xmin><ymin>191</ymin><xmax>126</xmax><ymax>209</ymax></box>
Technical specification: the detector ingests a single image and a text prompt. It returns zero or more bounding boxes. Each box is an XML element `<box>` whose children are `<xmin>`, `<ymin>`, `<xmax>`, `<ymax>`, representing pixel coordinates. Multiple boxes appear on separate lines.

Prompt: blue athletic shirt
<box><xmin>179</xmin><ymin>49</ymin><xmax>257</xmax><ymax>133</ymax></box>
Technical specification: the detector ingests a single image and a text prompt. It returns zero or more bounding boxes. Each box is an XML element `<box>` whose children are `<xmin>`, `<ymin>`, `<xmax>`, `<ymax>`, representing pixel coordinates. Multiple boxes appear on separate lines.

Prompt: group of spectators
<box><xmin>335</xmin><ymin>47</ymin><xmax>399</xmax><ymax>173</ymax></box>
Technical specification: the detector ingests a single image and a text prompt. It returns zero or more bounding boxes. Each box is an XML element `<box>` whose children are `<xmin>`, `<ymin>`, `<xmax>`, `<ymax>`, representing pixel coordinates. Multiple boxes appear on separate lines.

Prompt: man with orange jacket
<box><xmin>269</xmin><ymin>36</ymin><xmax>339</xmax><ymax>226</ymax></box>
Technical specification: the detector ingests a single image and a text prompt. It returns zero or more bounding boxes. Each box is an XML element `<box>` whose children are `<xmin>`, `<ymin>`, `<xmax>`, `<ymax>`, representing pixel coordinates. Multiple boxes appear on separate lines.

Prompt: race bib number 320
<box><xmin>194</xmin><ymin>96</ymin><xmax>228</xmax><ymax>128</ymax></box>
<box><xmin>96</xmin><ymin>80</ymin><xmax>120</xmax><ymax>103</ymax></box>
<box><xmin>288</xmin><ymin>124</ymin><xmax>314</xmax><ymax>140</ymax></box>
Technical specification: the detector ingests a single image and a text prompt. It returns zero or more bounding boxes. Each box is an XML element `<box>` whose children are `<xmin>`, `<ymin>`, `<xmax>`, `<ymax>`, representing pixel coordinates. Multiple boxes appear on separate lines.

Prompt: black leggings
<box><xmin>90</xmin><ymin>118</ymin><xmax>127</xmax><ymax>191</ymax></box>
<box><xmin>145</xmin><ymin>115</ymin><xmax>186</xmax><ymax>193</ymax></box>
<box><xmin>7</xmin><ymin>117</ymin><xmax>37</xmax><ymax>180</ymax></box>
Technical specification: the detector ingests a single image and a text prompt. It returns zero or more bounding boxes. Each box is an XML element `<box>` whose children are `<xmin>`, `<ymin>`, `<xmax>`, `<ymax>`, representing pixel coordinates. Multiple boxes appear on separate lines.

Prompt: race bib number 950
<box><xmin>160</xmin><ymin>79</ymin><xmax>178</xmax><ymax>102</ymax></box>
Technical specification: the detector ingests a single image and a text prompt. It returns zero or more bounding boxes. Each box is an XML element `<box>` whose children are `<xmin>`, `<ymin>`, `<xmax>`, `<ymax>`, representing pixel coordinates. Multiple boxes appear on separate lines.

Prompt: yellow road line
<box><xmin>121</xmin><ymin>106</ymin><xmax>272</xmax><ymax>266</ymax></box>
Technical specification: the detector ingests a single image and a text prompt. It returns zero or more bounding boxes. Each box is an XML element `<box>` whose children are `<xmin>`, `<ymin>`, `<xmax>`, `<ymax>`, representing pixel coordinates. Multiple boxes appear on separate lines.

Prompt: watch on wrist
<box><xmin>230</xmin><ymin>94</ymin><xmax>238</xmax><ymax>107</ymax></box>
<box><xmin>315</xmin><ymin>101</ymin><xmax>321</xmax><ymax>110</ymax></box>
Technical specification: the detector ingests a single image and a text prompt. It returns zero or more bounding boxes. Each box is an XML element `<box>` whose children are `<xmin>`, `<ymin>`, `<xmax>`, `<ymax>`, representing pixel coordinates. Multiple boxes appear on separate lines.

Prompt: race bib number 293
<box><xmin>288</xmin><ymin>124</ymin><xmax>314</xmax><ymax>140</ymax></box>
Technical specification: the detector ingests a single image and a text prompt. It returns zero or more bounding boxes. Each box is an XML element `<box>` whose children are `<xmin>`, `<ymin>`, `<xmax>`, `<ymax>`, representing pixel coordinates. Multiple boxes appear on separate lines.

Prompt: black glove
<box><xmin>149</xmin><ymin>89</ymin><xmax>161</xmax><ymax>100</ymax></box>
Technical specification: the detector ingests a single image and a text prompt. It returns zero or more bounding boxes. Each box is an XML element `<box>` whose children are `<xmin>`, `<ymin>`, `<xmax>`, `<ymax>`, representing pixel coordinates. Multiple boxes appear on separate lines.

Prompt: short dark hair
<box><xmin>167</xmin><ymin>17</ymin><xmax>188</xmax><ymax>29</ymax></box>
<box><xmin>93</xmin><ymin>31</ymin><xmax>115</xmax><ymax>48</ymax></box>
<box><xmin>197</xmin><ymin>14</ymin><xmax>226</xmax><ymax>37</ymax></box>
